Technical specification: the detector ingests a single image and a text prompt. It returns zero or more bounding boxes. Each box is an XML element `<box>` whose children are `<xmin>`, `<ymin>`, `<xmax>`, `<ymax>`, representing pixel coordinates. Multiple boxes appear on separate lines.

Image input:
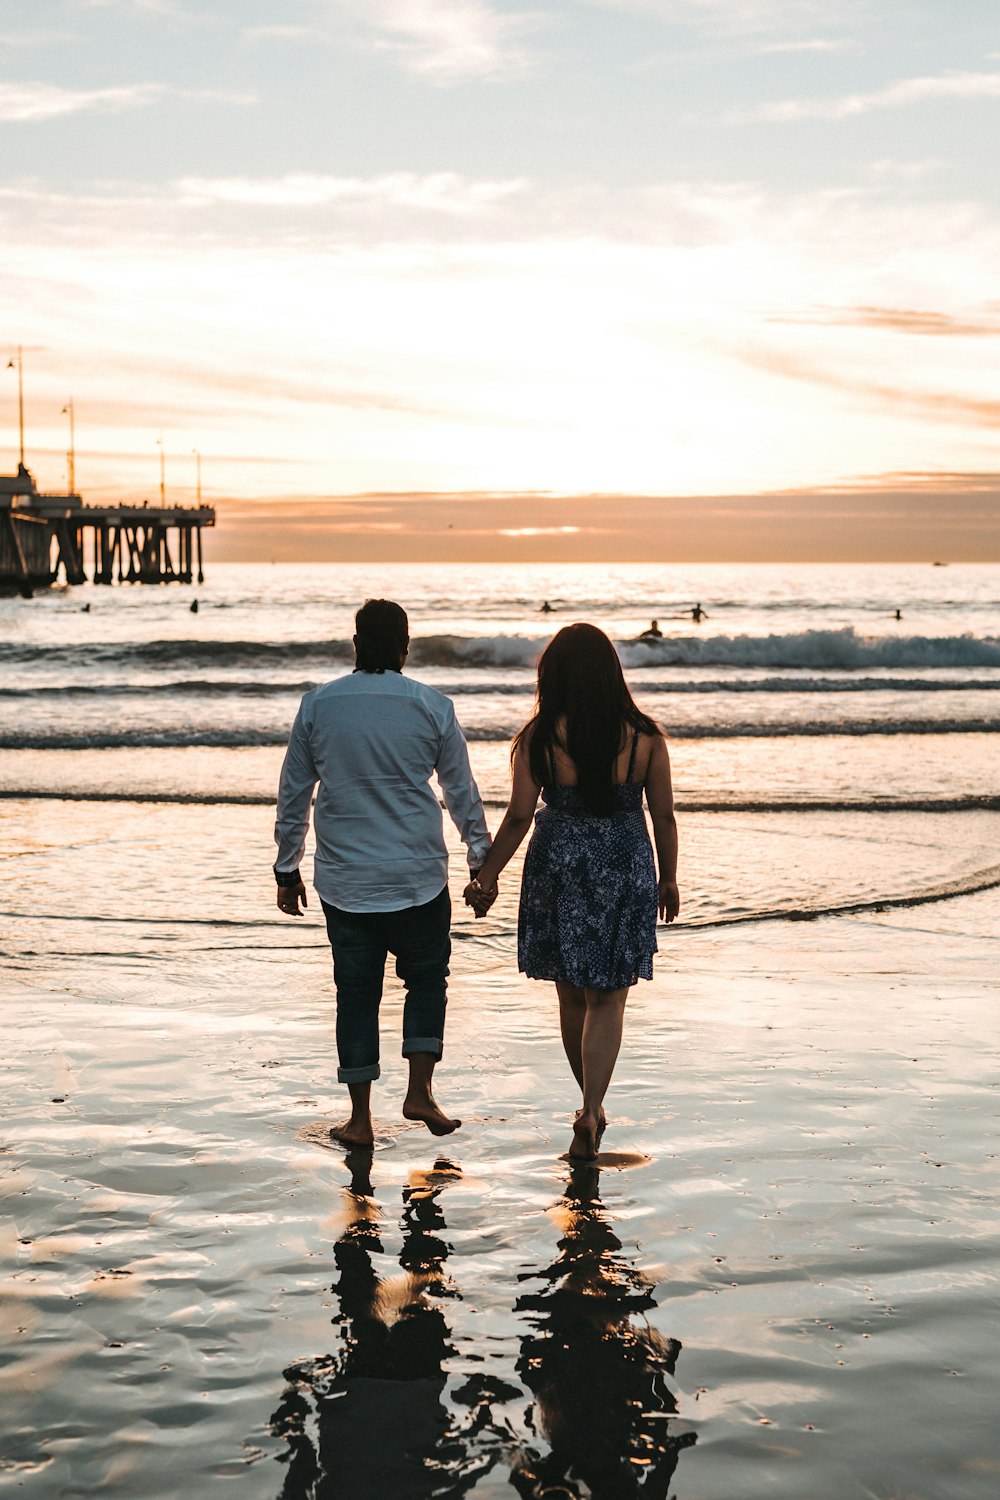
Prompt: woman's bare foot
<box><xmin>329</xmin><ymin>1117</ymin><xmax>375</xmax><ymax>1149</ymax></box>
<box><xmin>402</xmin><ymin>1092</ymin><xmax>461</xmax><ymax>1136</ymax></box>
<box><xmin>576</xmin><ymin>1106</ymin><xmax>607</xmax><ymax>1146</ymax></box>
<box><xmin>570</xmin><ymin>1109</ymin><xmax>600</xmax><ymax>1161</ymax></box>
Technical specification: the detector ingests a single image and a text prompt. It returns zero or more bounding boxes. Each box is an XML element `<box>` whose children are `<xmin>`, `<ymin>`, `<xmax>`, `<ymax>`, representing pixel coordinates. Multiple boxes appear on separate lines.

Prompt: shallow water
<box><xmin>3</xmin><ymin>877</ymin><xmax>998</xmax><ymax>1498</ymax></box>
<box><xmin>4</xmin><ymin>793</ymin><xmax>999</xmax><ymax>952</ymax></box>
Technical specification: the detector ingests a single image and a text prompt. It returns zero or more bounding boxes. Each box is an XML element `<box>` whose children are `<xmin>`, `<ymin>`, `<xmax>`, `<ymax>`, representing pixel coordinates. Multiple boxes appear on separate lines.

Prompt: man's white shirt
<box><xmin>274</xmin><ymin>671</ymin><xmax>491</xmax><ymax>912</ymax></box>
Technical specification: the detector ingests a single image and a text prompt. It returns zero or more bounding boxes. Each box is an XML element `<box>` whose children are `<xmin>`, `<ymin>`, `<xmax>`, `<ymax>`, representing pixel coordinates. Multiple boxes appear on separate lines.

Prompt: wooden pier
<box><xmin>1</xmin><ymin>465</ymin><xmax>215</xmax><ymax>598</ymax></box>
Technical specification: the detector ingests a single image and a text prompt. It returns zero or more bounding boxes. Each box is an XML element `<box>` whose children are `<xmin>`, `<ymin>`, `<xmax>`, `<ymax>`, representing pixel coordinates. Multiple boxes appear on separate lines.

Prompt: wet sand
<box><xmin>3</xmin><ymin>855</ymin><xmax>998</xmax><ymax>1498</ymax></box>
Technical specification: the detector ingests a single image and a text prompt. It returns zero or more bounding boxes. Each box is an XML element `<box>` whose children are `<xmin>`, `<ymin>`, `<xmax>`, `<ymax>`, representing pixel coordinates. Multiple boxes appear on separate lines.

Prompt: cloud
<box><xmin>174</xmin><ymin>171</ymin><xmax>529</xmax><ymax>214</ymax></box>
<box><xmin>736</xmin><ymin>70</ymin><xmax>1000</xmax><ymax>123</ymax></box>
<box><xmin>749</xmin><ymin>37</ymin><xmax>855</xmax><ymax>54</ymax></box>
<box><xmin>0</xmin><ymin>30</ymin><xmax>76</xmax><ymax>48</ymax></box>
<box><xmin>6</xmin><ymin>168</ymin><xmax>1000</xmax><ymax>504</ymax></box>
<box><xmin>81</xmin><ymin>0</ymin><xmax>206</xmax><ymax>18</ymax></box>
<box><xmin>0</xmin><ymin>80</ymin><xmax>254</xmax><ymax>124</ymax></box>
<box><xmin>331</xmin><ymin>0</ymin><xmax>543</xmax><ymax>80</ymax></box>
<box><xmin>242</xmin><ymin>25</ymin><xmax>315</xmax><ymax>43</ymax></box>
<box><xmin>498</xmin><ymin>525</ymin><xmax>582</xmax><ymax>535</ymax></box>
<box><xmin>738</xmin><ymin>345</ymin><xmax>1000</xmax><ymax>428</ymax></box>
<box><xmin>211</xmin><ymin>483</ymin><xmax>1000</xmax><ymax>564</ymax></box>
<box><xmin>772</xmin><ymin>305</ymin><xmax>1000</xmax><ymax>337</ymax></box>
<box><xmin>837</xmin><ymin>469</ymin><xmax>1000</xmax><ymax>493</ymax></box>
<box><xmin>589</xmin><ymin>0</ymin><xmax>832</xmax><ymax>38</ymax></box>
<box><xmin>0</xmin><ymin>81</ymin><xmax>165</xmax><ymax>123</ymax></box>
<box><xmin>863</xmin><ymin>158</ymin><xmax>943</xmax><ymax>183</ymax></box>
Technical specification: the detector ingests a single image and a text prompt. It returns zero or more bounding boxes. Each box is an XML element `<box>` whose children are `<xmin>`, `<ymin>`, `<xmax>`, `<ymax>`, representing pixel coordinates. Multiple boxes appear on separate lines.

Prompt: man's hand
<box><xmin>658</xmin><ymin>879</ymin><xmax>680</xmax><ymax>923</ymax></box>
<box><xmin>277</xmin><ymin>880</ymin><xmax>308</xmax><ymax>917</ymax></box>
<box><xmin>464</xmin><ymin>878</ymin><xmax>498</xmax><ymax>918</ymax></box>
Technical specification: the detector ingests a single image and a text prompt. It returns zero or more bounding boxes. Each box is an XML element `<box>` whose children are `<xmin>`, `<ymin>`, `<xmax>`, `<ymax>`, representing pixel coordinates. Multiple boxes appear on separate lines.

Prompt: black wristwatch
<box><xmin>274</xmin><ymin>867</ymin><xmax>303</xmax><ymax>888</ymax></box>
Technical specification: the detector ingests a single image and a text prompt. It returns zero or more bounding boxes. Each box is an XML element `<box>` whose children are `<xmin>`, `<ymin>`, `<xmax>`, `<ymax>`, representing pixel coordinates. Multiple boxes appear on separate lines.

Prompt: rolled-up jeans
<box><xmin>320</xmin><ymin>886</ymin><xmax>452</xmax><ymax>1084</ymax></box>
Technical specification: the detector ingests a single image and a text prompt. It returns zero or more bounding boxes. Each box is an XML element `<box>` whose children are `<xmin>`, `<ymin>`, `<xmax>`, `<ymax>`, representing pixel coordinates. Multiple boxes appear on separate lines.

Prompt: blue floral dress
<box><xmin>517</xmin><ymin>734</ymin><xmax>658</xmax><ymax>990</ymax></box>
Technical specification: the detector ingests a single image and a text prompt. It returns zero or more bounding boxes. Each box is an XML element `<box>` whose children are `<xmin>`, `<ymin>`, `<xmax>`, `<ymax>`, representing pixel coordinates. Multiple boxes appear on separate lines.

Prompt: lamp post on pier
<box><xmin>6</xmin><ymin>346</ymin><xmax>25</xmax><ymax>469</ymax></box>
<box><xmin>62</xmin><ymin>398</ymin><xmax>76</xmax><ymax>494</ymax></box>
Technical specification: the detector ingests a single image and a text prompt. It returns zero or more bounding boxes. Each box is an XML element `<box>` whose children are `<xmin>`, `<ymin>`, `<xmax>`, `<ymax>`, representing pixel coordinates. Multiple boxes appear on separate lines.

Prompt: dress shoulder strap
<box><xmin>625</xmin><ymin>730</ymin><xmax>640</xmax><ymax>784</ymax></box>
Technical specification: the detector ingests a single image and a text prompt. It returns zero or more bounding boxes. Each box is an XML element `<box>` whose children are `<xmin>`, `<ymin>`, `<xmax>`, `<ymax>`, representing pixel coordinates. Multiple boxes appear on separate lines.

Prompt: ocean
<box><xmin>3</xmin><ymin>561</ymin><xmax>1000</xmax><ymax>931</ymax></box>
<box><xmin>2</xmin><ymin>561</ymin><xmax>998</xmax><ymax>1498</ymax></box>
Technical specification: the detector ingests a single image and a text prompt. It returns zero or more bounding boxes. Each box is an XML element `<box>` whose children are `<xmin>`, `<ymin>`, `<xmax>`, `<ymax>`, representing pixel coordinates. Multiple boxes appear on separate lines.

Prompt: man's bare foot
<box><xmin>329</xmin><ymin>1117</ymin><xmax>375</xmax><ymax>1149</ymax></box>
<box><xmin>570</xmin><ymin>1110</ymin><xmax>599</xmax><ymax>1161</ymax></box>
<box><xmin>402</xmin><ymin>1094</ymin><xmax>461</xmax><ymax>1136</ymax></box>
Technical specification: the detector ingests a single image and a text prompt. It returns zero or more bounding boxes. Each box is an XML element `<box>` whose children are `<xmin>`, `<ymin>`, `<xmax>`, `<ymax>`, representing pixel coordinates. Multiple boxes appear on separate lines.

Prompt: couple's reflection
<box><xmin>269</xmin><ymin>1154</ymin><xmax>694</xmax><ymax>1498</ymax></box>
<box><xmin>270</xmin><ymin>1152</ymin><xmax>461</xmax><ymax>1500</ymax></box>
<box><xmin>512</xmin><ymin>1162</ymin><xmax>695</xmax><ymax>1498</ymax></box>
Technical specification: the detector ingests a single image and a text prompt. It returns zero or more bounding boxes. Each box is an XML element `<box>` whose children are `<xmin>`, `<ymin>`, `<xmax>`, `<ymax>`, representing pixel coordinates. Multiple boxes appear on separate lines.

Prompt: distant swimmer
<box><xmin>638</xmin><ymin>619</ymin><xmax>662</xmax><ymax>640</ymax></box>
<box><xmin>540</xmin><ymin>600</ymin><xmax>554</xmax><ymax>613</ymax></box>
<box><xmin>190</xmin><ymin>599</ymin><xmax>199</xmax><ymax>613</ymax></box>
<box><xmin>894</xmin><ymin>608</ymin><xmax>903</xmax><ymax>621</ymax></box>
<box><xmin>691</xmin><ymin>602</ymin><xmax>708</xmax><ymax>623</ymax></box>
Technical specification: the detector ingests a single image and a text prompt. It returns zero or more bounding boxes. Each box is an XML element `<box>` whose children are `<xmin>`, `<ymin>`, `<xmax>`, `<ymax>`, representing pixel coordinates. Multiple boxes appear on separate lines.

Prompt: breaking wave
<box><xmin>615</xmin><ymin>628</ymin><xmax>1000</xmax><ymax>671</ymax></box>
<box><xmin>2</xmin><ymin>627</ymin><xmax>1000</xmax><ymax>673</ymax></box>
<box><xmin>3</xmin><ymin>789</ymin><xmax>998</xmax><ymax>813</ymax></box>
<box><xmin>2</xmin><ymin>719</ymin><xmax>999</xmax><ymax>750</ymax></box>
<box><xmin>3</xmin><ymin>673</ymin><xmax>1000</xmax><ymax>700</ymax></box>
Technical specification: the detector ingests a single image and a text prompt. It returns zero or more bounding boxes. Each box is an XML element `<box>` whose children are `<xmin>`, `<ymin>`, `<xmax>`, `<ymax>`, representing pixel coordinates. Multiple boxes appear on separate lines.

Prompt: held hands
<box><xmin>276</xmin><ymin>880</ymin><xmax>308</xmax><ymax>917</ymax></box>
<box><xmin>659</xmin><ymin>879</ymin><xmax>680</xmax><ymax>924</ymax></box>
<box><xmin>464</xmin><ymin>876</ymin><xmax>499</xmax><ymax>919</ymax></box>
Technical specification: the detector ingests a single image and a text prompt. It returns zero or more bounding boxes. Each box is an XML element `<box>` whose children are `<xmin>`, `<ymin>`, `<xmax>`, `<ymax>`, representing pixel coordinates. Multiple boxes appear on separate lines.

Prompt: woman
<box><xmin>466</xmin><ymin>623</ymin><xmax>679</xmax><ymax>1161</ymax></box>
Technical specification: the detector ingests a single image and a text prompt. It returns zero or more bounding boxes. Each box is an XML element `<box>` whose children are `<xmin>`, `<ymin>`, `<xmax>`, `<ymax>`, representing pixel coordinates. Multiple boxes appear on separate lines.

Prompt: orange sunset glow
<box><xmin>3</xmin><ymin>3</ymin><xmax>1000</xmax><ymax>557</ymax></box>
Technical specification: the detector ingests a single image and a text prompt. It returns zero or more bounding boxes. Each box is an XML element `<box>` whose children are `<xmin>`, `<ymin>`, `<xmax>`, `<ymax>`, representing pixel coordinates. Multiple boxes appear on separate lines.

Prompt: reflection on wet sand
<box><xmin>270</xmin><ymin>1153</ymin><xmax>463</xmax><ymax>1500</ymax></box>
<box><xmin>270</xmin><ymin>1157</ymin><xmax>693</xmax><ymax>1498</ymax></box>
<box><xmin>512</xmin><ymin>1164</ymin><xmax>696</xmax><ymax>1499</ymax></box>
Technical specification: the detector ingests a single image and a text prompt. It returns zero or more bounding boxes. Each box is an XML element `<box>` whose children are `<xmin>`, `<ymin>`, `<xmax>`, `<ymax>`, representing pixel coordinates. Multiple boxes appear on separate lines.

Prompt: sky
<box><xmin>2</xmin><ymin>0</ymin><xmax>1000</xmax><ymax>560</ymax></box>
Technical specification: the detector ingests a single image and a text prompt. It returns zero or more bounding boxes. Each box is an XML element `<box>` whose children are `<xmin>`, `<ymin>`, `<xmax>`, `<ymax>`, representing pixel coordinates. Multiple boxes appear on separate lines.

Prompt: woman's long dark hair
<box><xmin>514</xmin><ymin>623</ymin><xmax>658</xmax><ymax>815</ymax></box>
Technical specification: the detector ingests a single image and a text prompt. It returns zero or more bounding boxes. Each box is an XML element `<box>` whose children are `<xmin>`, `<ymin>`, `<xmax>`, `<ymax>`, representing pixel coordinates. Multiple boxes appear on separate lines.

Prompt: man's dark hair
<box><xmin>354</xmin><ymin>598</ymin><xmax>409</xmax><ymax>673</ymax></box>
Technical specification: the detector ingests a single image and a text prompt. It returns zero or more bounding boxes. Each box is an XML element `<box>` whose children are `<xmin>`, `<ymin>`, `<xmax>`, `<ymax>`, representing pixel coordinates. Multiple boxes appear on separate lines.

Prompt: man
<box><xmin>274</xmin><ymin>598</ymin><xmax>492</xmax><ymax>1148</ymax></box>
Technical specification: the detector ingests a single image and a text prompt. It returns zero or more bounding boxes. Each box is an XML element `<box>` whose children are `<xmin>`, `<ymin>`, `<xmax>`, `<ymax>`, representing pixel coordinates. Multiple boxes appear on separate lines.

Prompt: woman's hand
<box><xmin>658</xmin><ymin>879</ymin><xmax>680</xmax><ymax>923</ymax></box>
<box><xmin>464</xmin><ymin>879</ymin><xmax>499</xmax><ymax>918</ymax></box>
